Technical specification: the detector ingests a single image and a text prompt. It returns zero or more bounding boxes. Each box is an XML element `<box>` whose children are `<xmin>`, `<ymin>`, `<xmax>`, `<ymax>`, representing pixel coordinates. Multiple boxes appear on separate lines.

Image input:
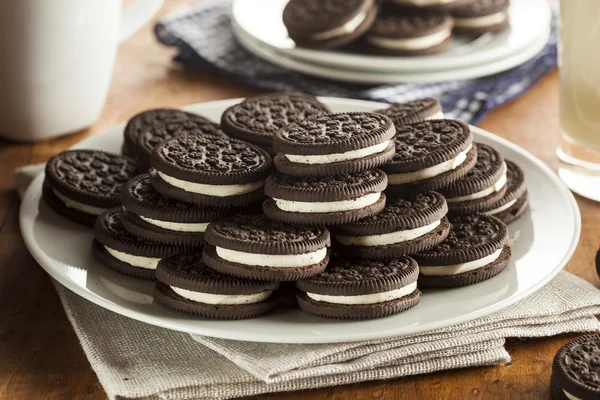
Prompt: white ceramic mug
<box><xmin>0</xmin><ymin>0</ymin><xmax>164</xmax><ymax>142</ymax></box>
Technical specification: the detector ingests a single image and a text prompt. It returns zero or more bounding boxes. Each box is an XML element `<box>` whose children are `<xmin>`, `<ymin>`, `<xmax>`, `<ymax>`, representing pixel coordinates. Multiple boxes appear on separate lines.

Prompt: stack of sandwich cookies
<box><xmin>93</xmin><ymin>208</ymin><xmax>185</xmax><ymax>279</ymax></box>
<box><xmin>203</xmin><ymin>214</ymin><xmax>331</xmax><ymax>281</ymax></box>
<box><xmin>482</xmin><ymin>159</ymin><xmax>528</xmax><ymax>224</ymax></box>
<box><xmin>42</xmin><ymin>150</ymin><xmax>137</xmax><ymax>227</ymax></box>
<box><xmin>450</xmin><ymin>0</ymin><xmax>511</xmax><ymax>36</ymax></box>
<box><xmin>155</xmin><ymin>252</ymin><xmax>280</xmax><ymax>319</ymax></box>
<box><xmin>282</xmin><ymin>0</ymin><xmax>378</xmax><ymax>49</ymax></box>
<box><xmin>273</xmin><ymin>112</ymin><xmax>396</xmax><ymax>176</ymax></box>
<box><xmin>296</xmin><ymin>256</ymin><xmax>421</xmax><ymax>319</ymax></box>
<box><xmin>365</xmin><ymin>11</ymin><xmax>453</xmax><ymax>55</ymax></box>
<box><xmin>150</xmin><ymin>134</ymin><xmax>272</xmax><ymax>207</ymax></box>
<box><xmin>414</xmin><ymin>214</ymin><xmax>511</xmax><ymax>288</ymax></box>
<box><xmin>439</xmin><ymin>143</ymin><xmax>507</xmax><ymax>215</ymax></box>
<box><xmin>374</xmin><ymin>98</ymin><xmax>444</xmax><ymax>126</ymax></box>
<box><xmin>382</xmin><ymin>119</ymin><xmax>476</xmax><ymax>194</ymax></box>
<box><xmin>221</xmin><ymin>93</ymin><xmax>330</xmax><ymax>152</ymax></box>
<box><xmin>263</xmin><ymin>169</ymin><xmax>387</xmax><ymax>226</ymax></box>
<box><xmin>333</xmin><ymin>191</ymin><xmax>450</xmax><ymax>259</ymax></box>
<box><xmin>550</xmin><ymin>334</ymin><xmax>600</xmax><ymax>400</ymax></box>
<box><xmin>120</xmin><ymin>174</ymin><xmax>241</xmax><ymax>247</ymax></box>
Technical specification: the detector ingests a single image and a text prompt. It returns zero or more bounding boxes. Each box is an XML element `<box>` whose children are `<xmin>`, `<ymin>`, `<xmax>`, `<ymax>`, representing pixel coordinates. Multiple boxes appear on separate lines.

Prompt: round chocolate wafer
<box><xmin>42</xmin><ymin>181</ymin><xmax>97</xmax><ymax>227</ymax></box>
<box><xmin>296</xmin><ymin>256</ymin><xmax>421</xmax><ymax>319</ymax></box>
<box><xmin>283</xmin><ymin>0</ymin><xmax>378</xmax><ymax>49</ymax></box>
<box><xmin>551</xmin><ymin>334</ymin><xmax>600</xmax><ymax>400</ymax></box>
<box><xmin>493</xmin><ymin>191</ymin><xmax>528</xmax><ymax>225</ymax></box>
<box><xmin>333</xmin><ymin>191</ymin><xmax>450</xmax><ymax>259</ymax></box>
<box><xmin>451</xmin><ymin>0</ymin><xmax>510</xmax><ymax>36</ymax></box>
<box><xmin>93</xmin><ymin>208</ymin><xmax>185</xmax><ymax>279</ymax></box>
<box><xmin>440</xmin><ymin>143</ymin><xmax>507</xmax><ymax>216</ymax></box>
<box><xmin>482</xmin><ymin>160</ymin><xmax>528</xmax><ymax>224</ymax></box>
<box><xmin>221</xmin><ymin>93</ymin><xmax>330</xmax><ymax>148</ymax></box>
<box><xmin>375</xmin><ymin>98</ymin><xmax>443</xmax><ymax>127</ymax></box>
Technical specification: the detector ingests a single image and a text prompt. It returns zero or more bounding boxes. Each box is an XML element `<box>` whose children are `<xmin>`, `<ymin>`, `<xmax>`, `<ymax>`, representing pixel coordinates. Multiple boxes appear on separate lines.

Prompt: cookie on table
<box><xmin>387</xmin><ymin>0</ymin><xmax>471</xmax><ymax>11</ymax></box>
<box><xmin>93</xmin><ymin>208</ymin><xmax>185</xmax><ymax>279</ymax></box>
<box><xmin>202</xmin><ymin>214</ymin><xmax>331</xmax><ymax>281</ymax></box>
<box><xmin>150</xmin><ymin>133</ymin><xmax>272</xmax><ymax>207</ymax></box>
<box><xmin>220</xmin><ymin>92</ymin><xmax>330</xmax><ymax>152</ymax></box>
<box><xmin>333</xmin><ymin>191</ymin><xmax>450</xmax><ymax>259</ymax></box>
<box><xmin>375</xmin><ymin>98</ymin><xmax>444</xmax><ymax>127</ymax></box>
<box><xmin>154</xmin><ymin>251</ymin><xmax>280</xmax><ymax>319</ymax></box>
<box><xmin>263</xmin><ymin>169</ymin><xmax>388</xmax><ymax>226</ymax></box>
<box><xmin>365</xmin><ymin>11</ymin><xmax>453</xmax><ymax>56</ymax></box>
<box><xmin>413</xmin><ymin>214</ymin><xmax>510</xmax><ymax>288</ymax></box>
<box><xmin>120</xmin><ymin>174</ymin><xmax>243</xmax><ymax>247</ymax></box>
<box><xmin>296</xmin><ymin>256</ymin><xmax>421</xmax><ymax>319</ymax></box>
<box><xmin>550</xmin><ymin>334</ymin><xmax>600</xmax><ymax>400</ymax></box>
<box><xmin>273</xmin><ymin>112</ymin><xmax>396</xmax><ymax>177</ymax></box>
<box><xmin>283</xmin><ymin>0</ymin><xmax>378</xmax><ymax>49</ymax></box>
<box><xmin>123</xmin><ymin>108</ymin><xmax>223</xmax><ymax>170</ymax></box>
<box><xmin>450</xmin><ymin>0</ymin><xmax>510</xmax><ymax>36</ymax></box>
<box><xmin>482</xmin><ymin>159</ymin><xmax>528</xmax><ymax>224</ymax></box>
<box><xmin>382</xmin><ymin>119</ymin><xmax>476</xmax><ymax>194</ymax></box>
<box><xmin>439</xmin><ymin>143</ymin><xmax>507</xmax><ymax>216</ymax></box>
<box><xmin>42</xmin><ymin>150</ymin><xmax>137</xmax><ymax>227</ymax></box>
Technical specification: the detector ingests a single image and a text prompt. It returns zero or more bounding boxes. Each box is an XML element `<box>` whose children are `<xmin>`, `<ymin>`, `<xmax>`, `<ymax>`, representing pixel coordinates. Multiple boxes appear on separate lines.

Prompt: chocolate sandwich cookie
<box><xmin>93</xmin><ymin>208</ymin><xmax>185</xmax><ymax>279</ymax></box>
<box><xmin>154</xmin><ymin>251</ymin><xmax>280</xmax><ymax>319</ymax></box>
<box><xmin>296</xmin><ymin>256</ymin><xmax>421</xmax><ymax>319</ymax></box>
<box><xmin>388</xmin><ymin>0</ymin><xmax>470</xmax><ymax>11</ymax></box>
<box><xmin>375</xmin><ymin>98</ymin><xmax>444</xmax><ymax>127</ymax></box>
<box><xmin>121</xmin><ymin>174</ymin><xmax>242</xmax><ymax>247</ymax></box>
<box><xmin>221</xmin><ymin>93</ymin><xmax>330</xmax><ymax>151</ymax></box>
<box><xmin>439</xmin><ymin>143</ymin><xmax>507</xmax><ymax>216</ymax></box>
<box><xmin>414</xmin><ymin>214</ymin><xmax>510</xmax><ymax>288</ymax></box>
<box><xmin>43</xmin><ymin>150</ymin><xmax>137</xmax><ymax>227</ymax></box>
<box><xmin>150</xmin><ymin>133</ymin><xmax>272</xmax><ymax>207</ymax></box>
<box><xmin>273</xmin><ymin>112</ymin><xmax>396</xmax><ymax>177</ymax></box>
<box><xmin>482</xmin><ymin>159</ymin><xmax>528</xmax><ymax>224</ymax></box>
<box><xmin>123</xmin><ymin>108</ymin><xmax>223</xmax><ymax>170</ymax></box>
<box><xmin>382</xmin><ymin>119</ymin><xmax>476</xmax><ymax>194</ymax></box>
<box><xmin>203</xmin><ymin>214</ymin><xmax>330</xmax><ymax>281</ymax></box>
<box><xmin>282</xmin><ymin>0</ymin><xmax>377</xmax><ymax>49</ymax></box>
<box><xmin>264</xmin><ymin>169</ymin><xmax>388</xmax><ymax>226</ymax></box>
<box><xmin>365</xmin><ymin>12</ymin><xmax>453</xmax><ymax>56</ymax></box>
<box><xmin>450</xmin><ymin>0</ymin><xmax>510</xmax><ymax>36</ymax></box>
<box><xmin>333</xmin><ymin>191</ymin><xmax>451</xmax><ymax>259</ymax></box>
<box><xmin>551</xmin><ymin>334</ymin><xmax>600</xmax><ymax>400</ymax></box>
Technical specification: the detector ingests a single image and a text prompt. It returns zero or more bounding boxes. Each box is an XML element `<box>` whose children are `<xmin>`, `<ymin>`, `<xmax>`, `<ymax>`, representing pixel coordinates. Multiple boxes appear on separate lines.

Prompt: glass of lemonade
<box><xmin>557</xmin><ymin>0</ymin><xmax>600</xmax><ymax>201</ymax></box>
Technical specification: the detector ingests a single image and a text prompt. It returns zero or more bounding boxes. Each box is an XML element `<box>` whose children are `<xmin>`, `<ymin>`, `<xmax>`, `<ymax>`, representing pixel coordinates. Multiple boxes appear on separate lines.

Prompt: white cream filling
<box><xmin>139</xmin><ymin>215</ymin><xmax>209</xmax><ymax>233</ymax></box>
<box><xmin>484</xmin><ymin>198</ymin><xmax>517</xmax><ymax>216</ymax></box>
<box><xmin>307</xmin><ymin>282</ymin><xmax>417</xmax><ymax>305</ymax></box>
<box><xmin>453</xmin><ymin>11</ymin><xmax>508</xmax><ymax>28</ymax></box>
<box><xmin>104</xmin><ymin>246</ymin><xmax>162</xmax><ymax>270</ymax></box>
<box><xmin>446</xmin><ymin>163</ymin><xmax>507</xmax><ymax>203</ymax></box>
<box><xmin>274</xmin><ymin>192</ymin><xmax>381</xmax><ymax>213</ymax></box>
<box><xmin>171</xmin><ymin>286</ymin><xmax>274</xmax><ymax>305</ymax></box>
<box><xmin>52</xmin><ymin>189</ymin><xmax>106</xmax><ymax>216</ymax></box>
<box><xmin>216</xmin><ymin>247</ymin><xmax>327</xmax><ymax>268</ymax></box>
<box><xmin>311</xmin><ymin>10</ymin><xmax>368</xmax><ymax>41</ymax></box>
<box><xmin>388</xmin><ymin>144</ymin><xmax>472</xmax><ymax>185</ymax></box>
<box><xmin>392</xmin><ymin>0</ymin><xmax>458</xmax><ymax>5</ymax></box>
<box><xmin>426</xmin><ymin>111</ymin><xmax>445</xmax><ymax>120</ymax></box>
<box><xmin>285</xmin><ymin>140</ymin><xmax>390</xmax><ymax>165</ymax></box>
<box><xmin>562</xmin><ymin>390</ymin><xmax>583</xmax><ymax>400</ymax></box>
<box><xmin>157</xmin><ymin>171</ymin><xmax>264</xmax><ymax>197</ymax></box>
<box><xmin>419</xmin><ymin>248</ymin><xmax>503</xmax><ymax>276</ymax></box>
<box><xmin>367</xmin><ymin>29</ymin><xmax>451</xmax><ymax>50</ymax></box>
<box><xmin>336</xmin><ymin>220</ymin><xmax>441</xmax><ymax>247</ymax></box>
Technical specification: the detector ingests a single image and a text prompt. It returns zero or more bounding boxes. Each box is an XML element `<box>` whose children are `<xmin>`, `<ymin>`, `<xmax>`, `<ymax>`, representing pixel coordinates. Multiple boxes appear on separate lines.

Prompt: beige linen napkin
<box><xmin>17</xmin><ymin>165</ymin><xmax>600</xmax><ymax>400</ymax></box>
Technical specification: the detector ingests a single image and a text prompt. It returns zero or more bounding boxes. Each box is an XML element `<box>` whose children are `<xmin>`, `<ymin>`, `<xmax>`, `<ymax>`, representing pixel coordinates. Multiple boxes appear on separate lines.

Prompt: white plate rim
<box><xmin>20</xmin><ymin>97</ymin><xmax>581</xmax><ymax>343</ymax></box>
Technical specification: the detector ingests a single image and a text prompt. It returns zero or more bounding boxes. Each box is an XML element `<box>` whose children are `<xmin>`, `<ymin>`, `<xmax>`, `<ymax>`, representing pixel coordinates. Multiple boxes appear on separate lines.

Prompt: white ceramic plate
<box><xmin>233</xmin><ymin>21</ymin><xmax>550</xmax><ymax>84</ymax></box>
<box><xmin>232</xmin><ymin>0</ymin><xmax>552</xmax><ymax>72</ymax></box>
<box><xmin>20</xmin><ymin>97</ymin><xmax>580</xmax><ymax>344</ymax></box>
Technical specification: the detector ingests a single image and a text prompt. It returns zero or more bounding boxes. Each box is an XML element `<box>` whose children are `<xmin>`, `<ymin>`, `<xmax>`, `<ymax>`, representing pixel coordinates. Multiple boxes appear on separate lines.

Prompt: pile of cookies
<box><xmin>283</xmin><ymin>0</ymin><xmax>511</xmax><ymax>55</ymax></box>
<box><xmin>42</xmin><ymin>92</ymin><xmax>528</xmax><ymax>320</ymax></box>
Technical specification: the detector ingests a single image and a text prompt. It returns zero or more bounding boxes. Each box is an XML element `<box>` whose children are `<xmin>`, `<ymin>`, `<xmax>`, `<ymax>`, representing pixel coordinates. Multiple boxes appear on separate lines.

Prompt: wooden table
<box><xmin>1</xmin><ymin>1</ymin><xmax>598</xmax><ymax>399</ymax></box>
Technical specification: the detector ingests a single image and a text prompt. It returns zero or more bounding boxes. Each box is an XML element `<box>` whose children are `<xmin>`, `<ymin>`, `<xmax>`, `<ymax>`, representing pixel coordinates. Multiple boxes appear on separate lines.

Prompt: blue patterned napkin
<box><xmin>154</xmin><ymin>0</ymin><xmax>556</xmax><ymax>125</ymax></box>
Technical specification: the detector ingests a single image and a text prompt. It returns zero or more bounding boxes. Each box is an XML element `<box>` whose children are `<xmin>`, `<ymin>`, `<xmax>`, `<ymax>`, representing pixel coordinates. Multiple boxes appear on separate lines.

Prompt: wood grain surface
<box><xmin>0</xmin><ymin>1</ymin><xmax>598</xmax><ymax>399</ymax></box>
